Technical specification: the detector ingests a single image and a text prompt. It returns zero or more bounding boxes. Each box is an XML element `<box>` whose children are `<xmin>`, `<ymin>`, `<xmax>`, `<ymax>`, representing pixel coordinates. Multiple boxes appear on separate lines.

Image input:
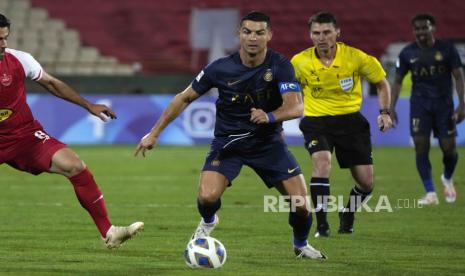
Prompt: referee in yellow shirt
<box><xmin>291</xmin><ymin>12</ymin><xmax>392</xmax><ymax>237</ymax></box>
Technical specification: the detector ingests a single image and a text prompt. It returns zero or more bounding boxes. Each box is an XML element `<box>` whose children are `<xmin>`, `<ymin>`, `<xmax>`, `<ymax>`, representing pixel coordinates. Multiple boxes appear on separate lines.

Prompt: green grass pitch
<box><xmin>0</xmin><ymin>145</ymin><xmax>464</xmax><ymax>275</ymax></box>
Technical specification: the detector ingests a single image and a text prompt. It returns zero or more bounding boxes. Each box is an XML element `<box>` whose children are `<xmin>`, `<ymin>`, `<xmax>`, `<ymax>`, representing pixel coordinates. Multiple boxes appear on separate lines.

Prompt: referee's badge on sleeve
<box><xmin>339</xmin><ymin>77</ymin><xmax>353</xmax><ymax>92</ymax></box>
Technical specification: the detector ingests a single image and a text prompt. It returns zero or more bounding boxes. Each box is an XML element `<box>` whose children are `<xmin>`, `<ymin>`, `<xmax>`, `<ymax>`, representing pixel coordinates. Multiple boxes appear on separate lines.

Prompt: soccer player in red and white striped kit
<box><xmin>0</xmin><ymin>13</ymin><xmax>143</xmax><ymax>248</ymax></box>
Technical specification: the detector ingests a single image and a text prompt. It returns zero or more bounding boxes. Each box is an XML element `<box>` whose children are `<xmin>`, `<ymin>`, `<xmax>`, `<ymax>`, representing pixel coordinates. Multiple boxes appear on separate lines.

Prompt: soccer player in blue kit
<box><xmin>135</xmin><ymin>11</ymin><xmax>326</xmax><ymax>259</ymax></box>
<box><xmin>390</xmin><ymin>14</ymin><xmax>465</xmax><ymax>205</ymax></box>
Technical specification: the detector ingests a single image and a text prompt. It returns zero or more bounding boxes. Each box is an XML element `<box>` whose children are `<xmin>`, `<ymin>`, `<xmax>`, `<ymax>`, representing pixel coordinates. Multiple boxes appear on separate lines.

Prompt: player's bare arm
<box><xmin>375</xmin><ymin>78</ymin><xmax>393</xmax><ymax>132</ymax></box>
<box><xmin>135</xmin><ymin>85</ymin><xmax>200</xmax><ymax>157</ymax></box>
<box><xmin>389</xmin><ymin>74</ymin><xmax>404</xmax><ymax>126</ymax></box>
<box><xmin>36</xmin><ymin>72</ymin><xmax>116</xmax><ymax>121</ymax></box>
<box><xmin>452</xmin><ymin>67</ymin><xmax>465</xmax><ymax>123</ymax></box>
<box><xmin>250</xmin><ymin>92</ymin><xmax>303</xmax><ymax>124</ymax></box>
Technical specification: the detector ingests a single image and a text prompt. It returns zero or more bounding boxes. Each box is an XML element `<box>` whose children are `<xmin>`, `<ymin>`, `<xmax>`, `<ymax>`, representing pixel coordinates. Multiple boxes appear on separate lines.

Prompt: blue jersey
<box><xmin>396</xmin><ymin>40</ymin><xmax>462</xmax><ymax>98</ymax></box>
<box><xmin>191</xmin><ymin>49</ymin><xmax>301</xmax><ymax>137</ymax></box>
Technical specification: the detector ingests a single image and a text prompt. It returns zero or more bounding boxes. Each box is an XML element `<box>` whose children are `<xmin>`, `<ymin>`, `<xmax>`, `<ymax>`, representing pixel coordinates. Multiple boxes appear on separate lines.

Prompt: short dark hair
<box><xmin>240</xmin><ymin>11</ymin><xmax>271</xmax><ymax>29</ymax></box>
<box><xmin>0</xmin><ymin>13</ymin><xmax>11</xmax><ymax>28</ymax></box>
<box><xmin>308</xmin><ymin>12</ymin><xmax>337</xmax><ymax>29</ymax></box>
<box><xmin>411</xmin><ymin>13</ymin><xmax>436</xmax><ymax>26</ymax></box>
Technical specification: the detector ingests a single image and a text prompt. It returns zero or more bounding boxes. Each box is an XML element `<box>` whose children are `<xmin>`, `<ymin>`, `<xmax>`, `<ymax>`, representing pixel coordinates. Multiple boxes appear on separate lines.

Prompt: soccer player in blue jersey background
<box><xmin>390</xmin><ymin>14</ymin><xmax>465</xmax><ymax>205</ymax></box>
<box><xmin>135</xmin><ymin>11</ymin><xmax>326</xmax><ymax>259</ymax></box>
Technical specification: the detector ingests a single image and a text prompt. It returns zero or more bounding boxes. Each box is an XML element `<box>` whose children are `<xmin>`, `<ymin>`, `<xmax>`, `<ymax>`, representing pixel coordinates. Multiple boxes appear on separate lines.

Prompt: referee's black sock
<box><xmin>343</xmin><ymin>186</ymin><xmax>372</xmax><ymax>214</ymax></box>
<box><xmin>310</xmin><ymin>177</ymin><xmax>330</xmax><ymax>230</ymax></box>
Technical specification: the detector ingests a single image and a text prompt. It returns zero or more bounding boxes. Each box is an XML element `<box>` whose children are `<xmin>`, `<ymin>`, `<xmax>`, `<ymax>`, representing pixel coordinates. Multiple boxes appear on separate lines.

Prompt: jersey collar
<box><xmin>312</xmin><ymin>42</ymin><xmax>343</xmax><ymax>69</ymax></box>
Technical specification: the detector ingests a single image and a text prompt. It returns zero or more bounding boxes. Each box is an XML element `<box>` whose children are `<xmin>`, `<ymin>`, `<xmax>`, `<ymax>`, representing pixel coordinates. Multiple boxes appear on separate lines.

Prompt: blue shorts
<box><xmin>202</xmin><ymin>133</ymin><xmax>302</xmax><ymax>188</ymax></box>
<box><xmin>410</xmin><ymin>96</ymin><xmax>456</xmax><ymax>138</ymax></box>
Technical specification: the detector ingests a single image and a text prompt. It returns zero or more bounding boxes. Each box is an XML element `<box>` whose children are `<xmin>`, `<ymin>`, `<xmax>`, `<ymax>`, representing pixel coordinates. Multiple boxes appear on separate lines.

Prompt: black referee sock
<box><xmin>344</xmin><ymin>186</ymin><xmax>372</xmax><ymax>214</ymax></box>
<box><xmin>310</xmin><ymin>177</ymin><xmax>330</xmax><ymax>229</ymax></box>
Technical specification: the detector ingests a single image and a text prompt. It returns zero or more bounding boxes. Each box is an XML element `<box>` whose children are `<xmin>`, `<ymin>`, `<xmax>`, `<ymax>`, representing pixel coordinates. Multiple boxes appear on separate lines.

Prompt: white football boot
<box><xmin>104</xmin><ymin>221</ymin><xmax>144</xmax><ymax>249</ymax></box>
<box><xmin>294</xmin><ymin>244</ymin><xmax>327</xmax><ymax>260</ymax></box>
<box><xmin>191</xmin><ymin>214</ymin><xmax>219</xmax><ymax>240</ymax></box>
<box><xmin>441</xmin><ymin>174</ymin><xmax>456</xmax><ymax>203</ymax></box>
<box><xmin>418</xmin><ymin>192</ymin><xmax>439</xmax><ymax>205</ymax></box>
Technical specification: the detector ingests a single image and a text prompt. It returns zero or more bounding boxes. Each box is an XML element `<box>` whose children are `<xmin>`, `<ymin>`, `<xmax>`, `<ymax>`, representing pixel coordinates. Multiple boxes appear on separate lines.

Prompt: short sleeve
<box><xmin>191</xmin><ymin>64</ymin><xmax>215</xmax><ymax>95</ymax></box>
<box><xmin>276</xmin><ymin>58</ymin><xmax>301</xmax><ymax>94</ymax></box>
<box><xmin>290</xmin><ymin>55</ymin><xmax>301</xmax><ymax>83</ymax></box>
<box><xmin>7</xmin><ymin>49</ymin><xmax>43</xmax><ymax>80</ymax></box>
<box><xmin>358</xmin><ymin>52</ymin><xmax>386</xmax><ymax>83</ymax></box>
<box><xmin>395</xmin><ymin>49</ymin><xmax>410</xmax><ymax>78</ymax></box>
<box><xmin>448</xmin><ymin>43</ymin><xmax>463</xmax><ymax>69</ymax></box>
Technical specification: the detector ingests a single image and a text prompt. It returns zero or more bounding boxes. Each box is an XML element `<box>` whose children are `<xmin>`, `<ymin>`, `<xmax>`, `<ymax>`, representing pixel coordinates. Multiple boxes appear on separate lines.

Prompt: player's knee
<box><xmin>65</xmin><ymin>159</ymin><xmax>86</xmax><ymax>177</ymax></box>
<box><xmin>198</xmin><ymin>191</ymin><xmax>220</xmax><ymax>205</ymax></box>
<box><xmin>294</xmin><ymin>204</ymin><xmax>310</xmax><ymax>217</ymax></box>
<box><xmin>312</xmin><ymin>160</ymin><xmax>331</xmax><ymax>176</ymax></box>
<box><xmin>441</xmin><ymin>145</ymin><xmax>456</xmax><ymax>156</ymax></box>
<box><xmin>358</xmin><ymin>179</ymin><xmax>374</xmax><ymax>192</ymax></box>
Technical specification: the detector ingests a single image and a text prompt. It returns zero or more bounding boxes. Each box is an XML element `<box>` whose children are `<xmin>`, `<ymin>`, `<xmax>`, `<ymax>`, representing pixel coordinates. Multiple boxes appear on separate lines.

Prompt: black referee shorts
<box><xmin>299</xmin><ymin>112</ymin><xmax>373</xmax><ymax>168</ymax></box>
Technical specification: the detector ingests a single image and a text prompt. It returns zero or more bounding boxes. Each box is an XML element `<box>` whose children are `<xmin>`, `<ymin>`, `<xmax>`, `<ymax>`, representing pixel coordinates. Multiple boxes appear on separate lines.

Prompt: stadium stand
<box><xmin>6</xmin><ymin>0</ymin><xmax>465</xmax><ymax>75</ymax></box>
<box><xmin>1</xmin><ymin>0</ymin><xmax>136</xmax><ymax>75</ymax></box>
<box><xmin>28</xmin><ymin>0</ymin><xmax>465</xmax><ymax>74</ymax></box>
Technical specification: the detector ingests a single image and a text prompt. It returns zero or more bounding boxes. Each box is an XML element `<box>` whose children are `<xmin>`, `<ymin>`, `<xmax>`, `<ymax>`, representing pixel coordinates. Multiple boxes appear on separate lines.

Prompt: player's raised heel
<box><xmin>104</xmin><ymin>221</ymin><xmax>144</xmax><ymax>249</ymax></box>
<box><xmin>441</xmin><ymin>174</ymin><xmax>456</xmax><ymax>203</ymax></box>
<box><xmin>294</xmin><ymin>244</ymin><xmax>327</xmax><ymax>260</ymax></box>
<box><xmin>191</xmin><ymin>214</ymin><xmax>219</xmax><ymax>240</ymax></box>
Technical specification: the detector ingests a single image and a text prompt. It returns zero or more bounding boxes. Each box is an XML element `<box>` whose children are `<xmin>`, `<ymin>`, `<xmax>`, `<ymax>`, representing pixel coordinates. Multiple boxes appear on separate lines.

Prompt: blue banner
<box><xmin>27</xmin><ymin>95</ymin><xmax>465</xmax><ymax>146</ymax></box>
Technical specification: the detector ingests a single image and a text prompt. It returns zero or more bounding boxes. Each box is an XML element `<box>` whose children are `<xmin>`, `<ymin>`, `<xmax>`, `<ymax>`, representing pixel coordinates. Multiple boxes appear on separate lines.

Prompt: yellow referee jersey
<box><xmin>291</xmin><ymin>42</ymin><xmax>386</xmax><ymax>116</ymax></box>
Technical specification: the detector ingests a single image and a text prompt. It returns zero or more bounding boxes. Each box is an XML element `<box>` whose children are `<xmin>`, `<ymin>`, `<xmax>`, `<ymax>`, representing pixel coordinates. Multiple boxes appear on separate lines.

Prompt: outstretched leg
<box><xmin>50</xmin><ymin>148</ymin><xmax>143</xmax><ymax>248</ymax></box>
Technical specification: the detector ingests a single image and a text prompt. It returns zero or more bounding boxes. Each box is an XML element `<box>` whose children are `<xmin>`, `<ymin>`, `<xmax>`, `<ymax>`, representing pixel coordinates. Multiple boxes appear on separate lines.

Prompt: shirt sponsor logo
<box><xmin>0</xmin><ymin>109</ymin><xmax>12</xmax><ymax>122</ymax></box>
<box><xmin>279</xmin><ymin>82</ymin><xmax>301</xmax><ymax>93</ymax></box>
<box><xmin>339</xmin><ymin>77</ymin><xmax>353</xmax><ymax>92</ymax></box>
<box><xmin>0</xmin><ymin>73</ymin><xmax>12</xmax><ymax>86</ymax></box>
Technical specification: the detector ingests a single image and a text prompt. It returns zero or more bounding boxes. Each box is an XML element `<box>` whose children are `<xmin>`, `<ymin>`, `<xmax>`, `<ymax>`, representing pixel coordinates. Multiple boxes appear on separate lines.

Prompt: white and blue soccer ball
<box><xmin>184</xmin><ymin>236</ymin><xmax>227</xmax><ymax>269</ymax></box>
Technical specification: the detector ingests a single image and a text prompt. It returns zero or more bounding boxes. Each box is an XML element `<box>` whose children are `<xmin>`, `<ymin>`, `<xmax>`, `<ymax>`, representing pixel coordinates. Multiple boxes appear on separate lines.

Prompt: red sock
<box><xmin>68</xmin><ymin>168</ymin><xmax>112</xmax><ymax>237</ymax></box>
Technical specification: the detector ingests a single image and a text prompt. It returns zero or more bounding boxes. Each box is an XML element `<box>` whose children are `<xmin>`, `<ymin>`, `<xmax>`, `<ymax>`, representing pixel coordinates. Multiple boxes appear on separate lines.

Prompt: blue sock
<box><xmin>289</xmin><ymin>211</ymin><xmax>311</xmax><ymax>248</ymax></box>
<box><xmin>416</xmin><ymin>153</ymin><xmax>435</xmax><ymax>192</ymax></box>
<box><xmin>197</xmin><ymin>198</ymin><xmax>221</xmax><ymax>223</ymax></box>
<box><xmin>293</xmin><ymin>238</ymin><xmax>308</xmax><ymax>248</ymax></box>
<box><xmin>422</xmin><ymin>179</ymin><xmax>435</xmax><ymax>193</ymax></box>
<box><xmin>443</xmin><ymin>153</ymin><xmax>458</xmax><ymax>180</ymax></box>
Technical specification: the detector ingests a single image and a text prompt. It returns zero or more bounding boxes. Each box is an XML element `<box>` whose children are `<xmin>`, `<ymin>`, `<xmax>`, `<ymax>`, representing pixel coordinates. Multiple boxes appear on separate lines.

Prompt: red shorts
<box><xmin>0</xmin><ymin>122</ymin><xmax>67</xmax><ymax>175</ymax></box>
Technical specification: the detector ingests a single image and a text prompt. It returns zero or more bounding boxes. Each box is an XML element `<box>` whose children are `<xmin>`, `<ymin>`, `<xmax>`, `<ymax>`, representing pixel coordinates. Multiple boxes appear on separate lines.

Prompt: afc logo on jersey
<box><xmin>0</xmin><ymin>73</ymin><xmax>13</xmax><ymax>86</ymax></box>
<box><xmin>279</xmin><ymin>82</ymin><xmax>301</xmax><ymax>93</ymax></box>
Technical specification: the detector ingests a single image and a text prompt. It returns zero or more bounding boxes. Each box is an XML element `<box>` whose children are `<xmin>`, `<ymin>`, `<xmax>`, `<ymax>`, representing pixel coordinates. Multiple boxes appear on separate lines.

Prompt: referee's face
<box><xmin>310</xmin><ymin>23</ymin><xmax>339</xmax><ymax>53</ymax></box>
